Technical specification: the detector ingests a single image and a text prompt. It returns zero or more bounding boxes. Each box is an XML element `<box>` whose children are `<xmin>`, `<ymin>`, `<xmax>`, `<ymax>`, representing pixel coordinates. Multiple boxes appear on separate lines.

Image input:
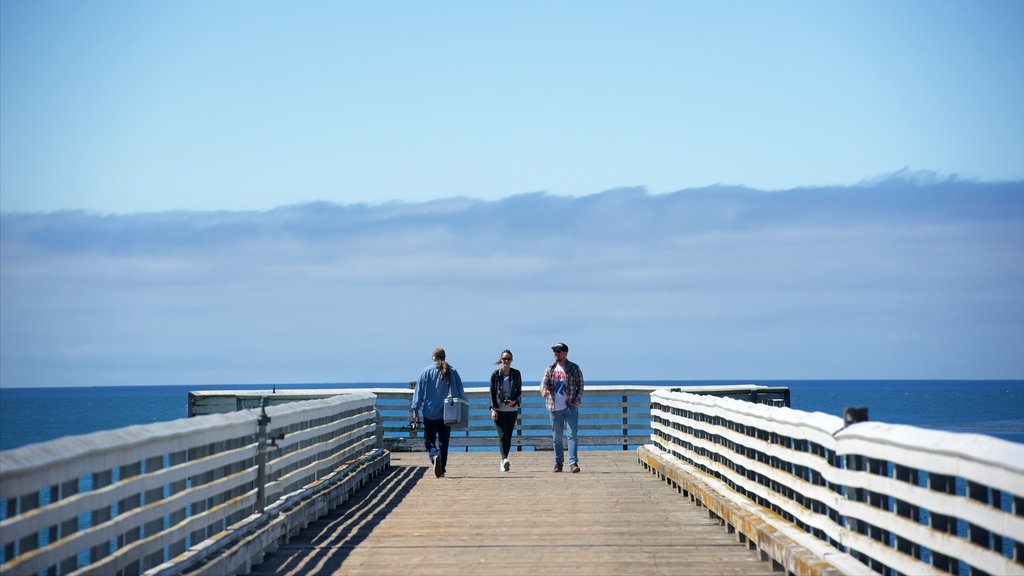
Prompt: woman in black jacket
<box><xmin>490</xmin><ymin>349</ymin><xmax>522</xmax><ymax>472</ymax></box>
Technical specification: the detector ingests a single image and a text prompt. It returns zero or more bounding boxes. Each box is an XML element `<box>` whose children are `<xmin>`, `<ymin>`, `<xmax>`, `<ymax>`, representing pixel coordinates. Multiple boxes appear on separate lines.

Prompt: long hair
<box><xmin>432</xmin><ymin>347</ymin><xmax>449</xmax><ymax>380</ymax></box>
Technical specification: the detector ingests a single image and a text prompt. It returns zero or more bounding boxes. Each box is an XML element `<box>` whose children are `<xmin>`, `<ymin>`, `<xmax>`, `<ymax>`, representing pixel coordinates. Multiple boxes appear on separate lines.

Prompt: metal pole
<box><xmin>622</xmin><ymin>394</ymin><xmax>628</xmax><ymax>450</ymax></box>
<box><xmin>843</xmin><ymin>406</ymin><xmax>868</xmax><ymax>426</ymax></box>
<box><xmin>256</xmin><ymin>398</ymin><xmax>271</xmax><ymax>513</ymax></box>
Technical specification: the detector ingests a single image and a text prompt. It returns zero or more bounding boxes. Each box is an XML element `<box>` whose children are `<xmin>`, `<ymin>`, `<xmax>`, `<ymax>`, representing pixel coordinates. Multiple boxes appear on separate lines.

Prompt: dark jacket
<box><xmin>489</xmin><ymin>367</ymin><xmax>523</xmax><ymax>410</ymax></box>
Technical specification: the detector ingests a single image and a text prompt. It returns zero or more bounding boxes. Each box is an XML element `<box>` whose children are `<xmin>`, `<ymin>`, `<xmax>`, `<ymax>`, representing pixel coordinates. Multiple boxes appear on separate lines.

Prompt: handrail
<box><xmin>0</xmin><ymin>393</ymin><xmax>385</xmax><ymax>576</ymax></box>
<box><xmin>0</xmin><ymin>384</ymin><xmax>790</xmax><ymax>575</ymax></box>
<box><xmin>646</xmin><ymin>389</ymin><xmax>1024</xmax><ymax>576</ymax></box>
<box><xmin>6</xmin><ymin>384</ymin><xmax>1016</xmax><ymax>575</ymax></box>
<box><xmin>188</xmin><ymin>384</ymin><xmax>791</xmax><ymax>451</ymax></box>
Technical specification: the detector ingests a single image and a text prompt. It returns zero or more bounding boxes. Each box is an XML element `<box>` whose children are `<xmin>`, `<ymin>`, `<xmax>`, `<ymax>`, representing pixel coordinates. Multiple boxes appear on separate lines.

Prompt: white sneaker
<box><xmin>502</xmin><ymin>458</ymin><xmax>511</xmax><ymax>472</ymax></box>
<box><xmin>499</xmin><ymin>460</ymin><xmax>506</xmax><ymax>472</ymax></box>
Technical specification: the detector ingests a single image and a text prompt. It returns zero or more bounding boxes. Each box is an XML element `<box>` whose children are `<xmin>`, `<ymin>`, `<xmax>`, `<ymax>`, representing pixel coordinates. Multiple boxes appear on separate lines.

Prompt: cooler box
<box><xmin>443</xmin><ymin>397</ymin><xmax>469</xmax><ymax>429</ymax></box>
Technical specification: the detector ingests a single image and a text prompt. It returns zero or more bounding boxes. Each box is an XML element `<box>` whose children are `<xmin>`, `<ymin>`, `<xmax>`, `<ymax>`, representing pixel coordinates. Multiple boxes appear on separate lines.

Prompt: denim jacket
<box><xmin>413</xmin><ymin>364</ymin><xmax>464</xmax><ymax>421</ymax></box>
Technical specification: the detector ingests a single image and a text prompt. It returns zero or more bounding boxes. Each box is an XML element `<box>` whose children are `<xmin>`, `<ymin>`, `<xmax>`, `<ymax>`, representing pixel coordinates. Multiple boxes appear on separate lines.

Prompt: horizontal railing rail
<box><xmin>646</xmin><ymin>389</ymin><xmax>1024</xmax><ymax>576</ymax></box>
<box><xmin>188</xmin><ymin>384</ymin><xmax>791</xmax><ymax>451</ymax></box>
<box><xmin>0</xmin><ymin>393</ymin><xmax>385</xmax><ymax>576</ymax></box>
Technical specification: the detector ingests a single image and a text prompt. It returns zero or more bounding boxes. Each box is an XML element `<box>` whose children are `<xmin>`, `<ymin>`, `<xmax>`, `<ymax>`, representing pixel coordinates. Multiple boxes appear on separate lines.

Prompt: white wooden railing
<box><xmin>644</xmin><ymin>389</ymin><xmax>1024</xmax><ymax>576</ymax></box>
<box><xmin>0</xmin><ymin>393</ymin><xmax>386</xmax><ymax>576</ymax></box>
<box><xmin>12</xmin><ymin>385</ymin><xmax>1015</xmax><ymax>576</ymax></box>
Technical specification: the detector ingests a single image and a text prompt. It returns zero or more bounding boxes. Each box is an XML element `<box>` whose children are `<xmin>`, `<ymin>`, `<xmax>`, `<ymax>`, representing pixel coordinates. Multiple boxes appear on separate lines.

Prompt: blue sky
<box><xmin>2</xmin><ymin>1</ymin><xmax>1023</xmax><ymax>212</ymax></box>
<box><xmin>1</xmin><ymin>1</ymin><xmax>1023</xmax><ymax>386</ymax></box>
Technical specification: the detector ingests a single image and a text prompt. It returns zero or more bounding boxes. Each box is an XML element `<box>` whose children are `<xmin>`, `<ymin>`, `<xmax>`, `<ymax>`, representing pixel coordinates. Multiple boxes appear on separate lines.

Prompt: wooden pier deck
<box><xmin>249</xmin><ymin>451</ymin><xmax>776</xmax><ymax>576</ymax></box>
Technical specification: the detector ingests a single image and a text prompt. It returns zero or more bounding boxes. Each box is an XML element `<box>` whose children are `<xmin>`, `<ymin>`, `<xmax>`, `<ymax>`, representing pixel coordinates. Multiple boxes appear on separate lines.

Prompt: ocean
<box><xmin>1</xmin><ymin>380</ymin><xmax>1023</xmax><ymax>452</ymax></box>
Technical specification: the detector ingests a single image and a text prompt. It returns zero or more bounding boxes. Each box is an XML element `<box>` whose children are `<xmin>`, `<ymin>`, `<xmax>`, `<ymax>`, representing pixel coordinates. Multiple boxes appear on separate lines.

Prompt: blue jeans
<box><xmin>422</xmin><ymin>418</ymin><xmax>451</xmax><ymax>473</ymax></box>
<box><xmin>548</xmin><ymin>405</ymin><xmax>578</xmax><ymax>466</ymax></box>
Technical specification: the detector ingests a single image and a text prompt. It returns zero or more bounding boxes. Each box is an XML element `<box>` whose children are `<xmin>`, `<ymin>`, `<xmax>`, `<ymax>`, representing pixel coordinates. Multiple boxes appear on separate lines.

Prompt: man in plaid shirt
<box><xmin>539</xmin><ymin>342</ymin><xmax>584</xmax><ymax>473</ymax></box>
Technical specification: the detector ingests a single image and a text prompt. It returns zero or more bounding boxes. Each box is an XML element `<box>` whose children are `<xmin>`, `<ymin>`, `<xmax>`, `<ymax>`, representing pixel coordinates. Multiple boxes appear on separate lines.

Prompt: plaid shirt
<box><xmin>539</xmin><ymin>360</ymin><xmax>584</xmax><ymax>411</ymax></box>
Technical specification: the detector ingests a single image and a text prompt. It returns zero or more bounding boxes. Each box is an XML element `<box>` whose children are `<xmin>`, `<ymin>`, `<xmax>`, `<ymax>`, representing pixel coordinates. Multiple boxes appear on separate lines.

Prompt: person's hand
<box><xmin>490</xmin><ymin>408</ymin><xmax>497</xmax><ymax>421</ymax></box>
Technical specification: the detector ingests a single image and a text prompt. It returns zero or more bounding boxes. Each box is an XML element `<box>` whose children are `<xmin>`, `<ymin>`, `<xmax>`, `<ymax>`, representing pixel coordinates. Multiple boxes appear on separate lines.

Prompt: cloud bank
<box><xmin>2</xmin><ymin>175</ymin><xmax>1022</xmax><ymax>386</ymax></box>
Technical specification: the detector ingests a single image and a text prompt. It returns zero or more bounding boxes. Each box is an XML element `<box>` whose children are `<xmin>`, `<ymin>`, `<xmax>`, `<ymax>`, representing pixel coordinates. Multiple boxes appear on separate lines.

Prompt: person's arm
<box><xmin>510</xmin><ymin>369</ymin><xmax>523</xmax><ymax>405</ymax></box>
<box><xmin>489</xmin><ymin>371</ymin><xmax>500</xmax><ymax>410</ymax></box>
<box><xmin>571</xmin><ymin>363</ymin><xmax>585</xmax><ymax>404</ymax></box>
<box><xmin>489</xmin><ymin>371</ymin><xmax>501</xmax><ymax>419</ymax></box>
<box><xmin>452</xmin><ymin>369</ymin><xmax>465</xmax><ymax>398</ymax></box>
<box><xmin>411</xmin><ymin>370</ymin><xmax>425</xmax><ymax>422</ymax></box>
<box><xmin>539</xmin><ymin>366</ymin><xmax>552</xmax><ymax>398</ymax></box>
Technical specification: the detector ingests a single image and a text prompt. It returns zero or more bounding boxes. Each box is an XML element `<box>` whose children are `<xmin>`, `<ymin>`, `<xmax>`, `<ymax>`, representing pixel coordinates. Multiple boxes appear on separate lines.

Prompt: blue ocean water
<box><xmin>1</xmin><ymin>380</ymin><xmax>1022</xmax><ymax>452</ymax></box>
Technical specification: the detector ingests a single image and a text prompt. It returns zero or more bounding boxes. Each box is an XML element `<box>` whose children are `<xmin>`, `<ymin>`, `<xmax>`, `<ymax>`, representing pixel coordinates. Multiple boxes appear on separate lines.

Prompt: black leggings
<box><xmin>493</xmin><ymin>410</ymin><xmax>518</xmax><ymax>459</ymax></box>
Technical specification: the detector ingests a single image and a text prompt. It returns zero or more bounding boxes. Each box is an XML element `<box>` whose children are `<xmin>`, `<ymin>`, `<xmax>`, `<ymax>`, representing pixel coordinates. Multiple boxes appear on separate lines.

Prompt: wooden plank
<box><xmin>248</xmin><ymin>451</ymin><xmax>777</xmax><ymax>576</ymax></box>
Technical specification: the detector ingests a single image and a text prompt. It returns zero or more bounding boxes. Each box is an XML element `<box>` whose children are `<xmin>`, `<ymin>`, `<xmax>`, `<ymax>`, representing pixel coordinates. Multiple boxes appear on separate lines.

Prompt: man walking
<box><xmin>539</xmin><ymin>342</ymin><xmax>584</xmax><ymax>473</ymax></box>
<box><xmin>413</xmin><ymin>347</ymin><xmax>464</xmax><ymax>478</ymax></box>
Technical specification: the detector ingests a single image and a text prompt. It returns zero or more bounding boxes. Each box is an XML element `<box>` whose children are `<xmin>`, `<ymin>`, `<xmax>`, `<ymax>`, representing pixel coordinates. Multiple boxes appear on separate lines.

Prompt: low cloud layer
<box><xmin>2</xmin><ymin>175</ymin><xmax>1022</xmax><ymax>386</ymax></box>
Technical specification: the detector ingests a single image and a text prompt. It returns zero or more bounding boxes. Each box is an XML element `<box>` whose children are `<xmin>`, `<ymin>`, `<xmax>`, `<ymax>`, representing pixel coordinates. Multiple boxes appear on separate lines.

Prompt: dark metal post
<box><xmin>622</xmin><ymin>395</ymin><xmax>629</xmax><ymax>450</ymax></box>
<box><xmin>516</xmin><ymin>413</ymin><xmax>523</xmax><ymax>452</ymax></box>
<box><xmin>407</xmin><ymin>380</ymin><xmax>419</xmax><ymax>438</ymax></box>
<box><xmin>256</xmin><ymin>398</ymin><xmax>271</xmax><ymax>513</ymax></box>
<box><xmin>844</xmin><ymin>407</ymin><xmax>869</xmax><ymax>426</ymax></box>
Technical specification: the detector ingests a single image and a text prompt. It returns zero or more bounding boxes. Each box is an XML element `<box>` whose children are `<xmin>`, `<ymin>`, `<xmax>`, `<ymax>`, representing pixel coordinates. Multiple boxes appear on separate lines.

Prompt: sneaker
<box><xmin>503</xmin><ymin>459</ymin><xmax>511</xmax><ymax>472</ymax></box>
<box><xmin>570</xmin><ymin>463</ymin><xmax>580</xmax><ymax>474</ymax></box>
<box><xmin>553</xmin><ymin>463</ymin><xmax>563</xmax><ymax>473</ymax></box>
<box><xmin>498</xmin><ymin>460</ymin><xmax>506</xmax><ymax>472</ymax></box>
<box><xmin>433</xmin><ymin>456</ymin><xmax>443</xmax><ymax>478</ymax></box>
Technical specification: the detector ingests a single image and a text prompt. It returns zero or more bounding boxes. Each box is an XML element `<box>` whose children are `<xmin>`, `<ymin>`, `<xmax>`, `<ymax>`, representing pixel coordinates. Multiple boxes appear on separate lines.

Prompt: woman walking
<box><xmin>489</xmin><ymin>349</ymin><xmax>522</xmax><ymax>472</ymax></box>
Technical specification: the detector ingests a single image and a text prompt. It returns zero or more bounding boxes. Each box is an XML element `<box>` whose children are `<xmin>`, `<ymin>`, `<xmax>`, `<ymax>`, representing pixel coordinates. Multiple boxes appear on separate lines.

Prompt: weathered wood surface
<box><xmin>250</xmin><ymin>451</ymin><xmax>776</xmax><ymax>575</ymax></box>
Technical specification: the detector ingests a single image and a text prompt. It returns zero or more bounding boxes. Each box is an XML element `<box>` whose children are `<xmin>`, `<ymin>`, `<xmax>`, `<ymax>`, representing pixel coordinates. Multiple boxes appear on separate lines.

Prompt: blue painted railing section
<box><xmin>649</xmin><ymin>389</ymin><xmax>1024</xmax><ymax>576</ymax></box>
<box><xmin>191</xmin><ymin>385</ymin><xmax>790</xmax><ymax>451</ymax></box>
<box><xmin>363</xmin><ymin>384</ymin><xmax>788</xmax><ymax>450</ymax></box>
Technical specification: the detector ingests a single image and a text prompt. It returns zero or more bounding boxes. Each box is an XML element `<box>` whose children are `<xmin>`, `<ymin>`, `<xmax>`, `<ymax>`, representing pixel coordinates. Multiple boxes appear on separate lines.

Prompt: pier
<box><xmin>248</xmin><ymin>451</ymin><xmax>778</xmax><ymax>576</ymax></box>
<box><xmin>2</xmin><ymin>385</ymin><xmax>1022</xmax><ymax>576</ymax></box>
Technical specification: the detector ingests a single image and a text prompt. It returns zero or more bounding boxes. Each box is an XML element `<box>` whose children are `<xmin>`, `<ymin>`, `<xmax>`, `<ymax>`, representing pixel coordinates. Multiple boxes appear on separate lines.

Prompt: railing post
<box><xmin>843</xmin><ymin>407</ymin><xmax>868</xmax><ymax>426</ymax></box>
<box><xmin>516</xmin><ymin>414</ymin><xmax>523</xmax><ymax>452</ymax></box>
<box><xmin>256</xmin><ymin>398</ymin><xmax>270</xmax><ymax>513</ymax></box>
<box><xmin>374</xmin><ymin>409</ymin><xmax>385</xmax><ymax>450</ymax></box>
<box><xmin>621</xmin><ymin>394</ymin><xmax>629</xmax><ymax>450</ymax></box>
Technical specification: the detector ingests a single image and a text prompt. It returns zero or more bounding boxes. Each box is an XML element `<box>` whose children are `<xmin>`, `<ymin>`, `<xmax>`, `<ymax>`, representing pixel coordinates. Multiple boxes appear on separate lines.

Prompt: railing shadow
<box><xmin>250</xmin><ymin>464</ymin><xmax>425</xmax><ymax>576</ymax></box>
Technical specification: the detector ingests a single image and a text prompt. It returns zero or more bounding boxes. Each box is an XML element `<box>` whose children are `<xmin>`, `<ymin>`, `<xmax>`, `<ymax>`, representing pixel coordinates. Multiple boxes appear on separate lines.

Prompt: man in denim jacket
<box><xmin>413</xmin><ymin>347</ymin><xmax>464</xmax><ymax>478</ymax></box>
